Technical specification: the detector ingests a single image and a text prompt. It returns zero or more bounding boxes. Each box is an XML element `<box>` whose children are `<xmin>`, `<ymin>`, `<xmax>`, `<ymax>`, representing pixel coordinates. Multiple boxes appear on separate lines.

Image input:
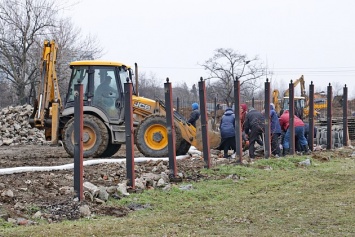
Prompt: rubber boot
<box><xmin>302</xmin><ymin>145</ymin><xmax>311</xmax><ymax>155</ymax></box>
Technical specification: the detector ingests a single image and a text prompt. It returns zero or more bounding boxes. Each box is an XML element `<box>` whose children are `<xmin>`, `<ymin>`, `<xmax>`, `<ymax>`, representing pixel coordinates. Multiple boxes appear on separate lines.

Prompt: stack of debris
<box><xmin>0</xmin><ymin>105</ymin><xmax>46</xmax><ymax>146</ymax></box>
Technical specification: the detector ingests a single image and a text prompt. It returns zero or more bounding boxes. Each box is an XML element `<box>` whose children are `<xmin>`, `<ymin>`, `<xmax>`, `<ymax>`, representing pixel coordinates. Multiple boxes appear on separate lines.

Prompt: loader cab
<box><xmin>64</xmin><ymin>61</ymin><xmax>132</xmax><ymax>123</ymax></box>
<box><xmin>280</xmin><ymin>96</ymin><xmax>305</xmax><ymax>119</ymax></box>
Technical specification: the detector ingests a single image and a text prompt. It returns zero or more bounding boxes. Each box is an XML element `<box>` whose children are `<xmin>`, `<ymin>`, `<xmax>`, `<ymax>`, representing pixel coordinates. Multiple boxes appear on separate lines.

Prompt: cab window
<box><xmin>66</xmin><ymin>66</ymin><xmax>88</xmax><ymax>103</ymax></box>
<box><xmin>92</xmin><ymin>67</ymin><xmax>119</xmax><ymax>118</ymax></box>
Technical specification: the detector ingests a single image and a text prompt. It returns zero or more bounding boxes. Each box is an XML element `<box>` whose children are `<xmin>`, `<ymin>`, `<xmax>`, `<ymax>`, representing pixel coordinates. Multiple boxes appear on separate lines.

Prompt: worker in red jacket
<box><xmin>279</xmin><ymin>110</ymin><xmax>310</xmax><ymax>155</ymax></box>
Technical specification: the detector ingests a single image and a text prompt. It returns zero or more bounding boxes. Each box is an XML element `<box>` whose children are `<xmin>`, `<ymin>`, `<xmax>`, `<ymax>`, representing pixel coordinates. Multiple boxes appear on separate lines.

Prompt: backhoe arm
<box><xmin>29</xmin><ymin>40</ymin><xmax>62</xmax><ymax>143</ymax></box>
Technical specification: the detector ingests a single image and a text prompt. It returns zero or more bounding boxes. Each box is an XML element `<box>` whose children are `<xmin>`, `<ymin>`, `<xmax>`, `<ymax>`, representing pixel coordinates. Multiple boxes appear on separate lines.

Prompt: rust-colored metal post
<box><xmin>74</xmin><ymin>84</ymin><xmax>83</xmax><ymax>201</ymax></box>
<box><xmin>309</xmin><ymin>81</ymin><xmax>315</xmax><ymax>151</ymax></box>
<box><xmin>135</xmin><ymin>63</ymin><xmax>139</xmax><ymax>96</ymax></box>
<box><xmin>125</xmin><ymin>79</ymin><xmax>135</xmax><ymax>188</ymax></box>
<box><xmin>264</xmin><ymin>79</ymin><xmax>271</xmax><ymax>158</ymax></box>
<box><xmin>289</xmin><ymin>80</ymin><xmax>295</xmax><ymax>155</ymax></box>
<box><xmin>327</xmin><ymin>83</ymin><xmax>333</xmax><ymax>150</ymax></box>
<box><xmin>234</xmin><ymin>77</ymin><xmax>243</xmax><ymax>163</ymax></box>
<box><xmin>164</xmin><ymin>78</ymin><xmax>178</xmax><ymax>176</ymax></box>
<box><xmin>343</xmin><ymin>85</ymin><xmax>349</xmax><ymax>146</ymax></box>
<box><xmin>176</xmin><ymin>97</ymin><xmax>180</xmax><ymax>112</ymax></box>
<box><xmin>198</xmin><ymin>78</ymin><xmax>211</xmax><ymax>168</ymax></box>
<box><xmin>213</xmin><ymin>96</ymin><xmax>217</xmax><ymax>129</ymax></box>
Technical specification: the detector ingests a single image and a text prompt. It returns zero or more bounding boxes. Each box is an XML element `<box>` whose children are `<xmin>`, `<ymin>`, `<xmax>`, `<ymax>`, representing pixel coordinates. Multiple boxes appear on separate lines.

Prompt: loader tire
<box><xmin>62</xmin><ymin>114</ymin><xmax>109</xmax><ymax>158</ymax></box>
<box><xmin>135</xmin><ymin>115</ymin><xmax>184</xmax><ymax>157</ymax></box>
<box><xmin>176</xmin><ymin>140</ymin><xmax>191</xmax><ymax>156</ymax></box>
<box><xmin>101</xmin><ymin>144</ymin><xmax>121</xmax><ymax>158</ymax></box>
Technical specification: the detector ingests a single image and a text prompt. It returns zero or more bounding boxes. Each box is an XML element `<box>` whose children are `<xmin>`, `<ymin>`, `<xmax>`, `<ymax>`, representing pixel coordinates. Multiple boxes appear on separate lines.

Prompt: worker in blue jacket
<box><xmin>187</xmin><ymin>103</ymin><xmax>200</xmax><ymax>127</ymax></box>
<box><xmin>217</xmin><ymin>107</ymin><xmax>236</xmax><ymax>158</ymax></box>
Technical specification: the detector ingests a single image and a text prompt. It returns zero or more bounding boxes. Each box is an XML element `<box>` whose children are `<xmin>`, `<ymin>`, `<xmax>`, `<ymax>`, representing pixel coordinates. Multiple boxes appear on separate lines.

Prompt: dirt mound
<box><xmin>0</xmin><ymin>144</ymin><xmax>229</xmax><ymax>225</ymax></box>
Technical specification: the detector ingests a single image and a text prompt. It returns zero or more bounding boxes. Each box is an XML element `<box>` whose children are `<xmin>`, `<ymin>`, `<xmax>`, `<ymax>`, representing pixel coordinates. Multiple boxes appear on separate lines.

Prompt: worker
<box><xmin>187</xmin><ymin>103</ymin><xmax>200</xmax><ymax>127</ymax></box>
<box><xmin>217</xmin><ymin>107</ymin><xmax>236</xmax><ymax>158</ymax></box>
<box><xmin>244</xmin><ymin>107</ymin><xmax>264</xmax><ymax>160</ymax></box>
<box><xmin>94</xmin><ymin>75</ymin><xmax>118</xmax><ymax>107</ymax></box>
<box><xmin>270</xmin><ymin>103</ymin><xmax>282</xmax><ymax>157</ymax></box>
<box><xmin>279</xmin><ymin>110</ymin><xmax>311</xmax><ymax>155</ymax></box>
<box><xmin>240</xmin><ymin>103</ymin><xmax>248</xmax><ymax>129</ymax></box>
<box><xmin>303</xmin><ymin>123</ymin><xmax>317</xmax><ymax>150</ymax></box>
<box><xmin>294</xmin><ymin>101</ymin><xmax>304</xmax><ymax>121</ymax></box>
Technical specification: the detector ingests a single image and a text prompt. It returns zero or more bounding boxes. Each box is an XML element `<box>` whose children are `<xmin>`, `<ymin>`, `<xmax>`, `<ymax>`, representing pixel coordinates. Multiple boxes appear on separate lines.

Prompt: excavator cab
<box><xmin>281</xmin><ymin>97</ymin><xmax>306</xmax><ymax>119</ymax></box>
<box><xmin>282</xmin><ymin>97</ymin><xmax>305</xmax><ymax>111</ymax></box>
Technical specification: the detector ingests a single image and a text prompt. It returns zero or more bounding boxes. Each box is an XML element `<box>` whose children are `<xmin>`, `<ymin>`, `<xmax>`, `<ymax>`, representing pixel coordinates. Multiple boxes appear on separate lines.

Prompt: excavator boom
<box><xmin>283</xmin><ymin>75</ymin><xmax>306</xmax><ymax>97</ymax></box>
<box><xmin>272</xmin><ymin>89</ymin><xmax>281</xmax><ymax>114</ymax></box>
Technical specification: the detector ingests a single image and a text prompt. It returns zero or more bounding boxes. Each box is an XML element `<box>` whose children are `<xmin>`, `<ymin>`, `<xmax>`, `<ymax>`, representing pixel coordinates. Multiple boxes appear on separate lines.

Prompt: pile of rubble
<box><xmin>0</xmin><ymin>105</ymin><xmax>46</xmax><ymax>146</ymax></box>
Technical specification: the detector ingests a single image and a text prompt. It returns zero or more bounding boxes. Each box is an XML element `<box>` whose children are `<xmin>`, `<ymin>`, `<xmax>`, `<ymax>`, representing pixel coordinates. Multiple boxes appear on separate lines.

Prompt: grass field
<box><xmin>2</xmin><ymin>151</ymin><xmax>355</xmax><ymax>237</ymax></box>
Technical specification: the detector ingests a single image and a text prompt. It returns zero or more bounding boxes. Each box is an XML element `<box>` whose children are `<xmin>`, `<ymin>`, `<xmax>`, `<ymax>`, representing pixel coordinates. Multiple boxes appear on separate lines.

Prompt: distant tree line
<box><xmin>0</xmin><ymin>1</ymin><xmax>268</xmax><ymax>108</ymax></box>
<box><xmin>137</xmin><ymin>48</ymin><xmax>268</xmax><ymax>109</ymax></box>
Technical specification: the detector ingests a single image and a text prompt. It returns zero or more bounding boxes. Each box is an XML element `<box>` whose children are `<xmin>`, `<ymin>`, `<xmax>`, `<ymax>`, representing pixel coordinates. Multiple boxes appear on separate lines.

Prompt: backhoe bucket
<box><xmin>194</xmin><ymin>119</ymin><xmax>221</xmax><ymax>151</ymax></box>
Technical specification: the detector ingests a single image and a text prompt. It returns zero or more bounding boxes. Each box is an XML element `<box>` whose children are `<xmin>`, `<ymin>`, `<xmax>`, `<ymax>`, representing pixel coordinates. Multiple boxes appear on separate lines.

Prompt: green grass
<box><xmin>2</xmin><ymin>155</ymin><xmax>355</xmax><ymax>237</ymax></box>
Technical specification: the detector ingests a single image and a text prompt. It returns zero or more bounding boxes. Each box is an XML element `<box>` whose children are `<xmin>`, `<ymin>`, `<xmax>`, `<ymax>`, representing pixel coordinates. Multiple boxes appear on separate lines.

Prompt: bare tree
<box><xmin>0</xmin><ymin>0</ymin><xmax>61</xmax><ymax>104</ymax></box>
<box><xmin>0</xmin><ymin>0</ymin><xmax>103</xmax><ymax>105</ymax></box>
<box><xmin>190</xmin><ymin>84</ymin><xmax>198</xmax><ymax>102</ymax></box>
<box><xmin>137</xmin><ymin>72</ymin><xmax>164</xmax><ymax>100</ymax></box>
<box><xmin>0</xmin><ymin>78</ymin><xmax>14</xmax><ymax>107</ymax></box>
<box><xmin>201</xmin><ymin>48</ymin><xmax>265</xmax><ymax>107</ymax></box>
<box><xmin>332</xmin><ymin>81</ymin><xmax>344</xmax><ymax>96</ymax></box>
<box><xmin>50</xmin><ymin>17</ymin><xmax>104</xmax><ymax>102</ymax></box>
<box><xmin>172</xmin><ymin>81</ymin><xmax>194</xmax><ymax>109</ymax></box>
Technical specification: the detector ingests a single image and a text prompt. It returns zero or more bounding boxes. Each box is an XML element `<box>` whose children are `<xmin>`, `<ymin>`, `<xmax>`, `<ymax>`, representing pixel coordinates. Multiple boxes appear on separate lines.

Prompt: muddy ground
<box><xmin>0</xmin><ymin>144</ymin><xmax>230</xmax><ymax>225</ymax></box>
<box><xmin>0</xmin><ymin>144</ymin><xmax>353</xmax><ymax>226</ymax></box>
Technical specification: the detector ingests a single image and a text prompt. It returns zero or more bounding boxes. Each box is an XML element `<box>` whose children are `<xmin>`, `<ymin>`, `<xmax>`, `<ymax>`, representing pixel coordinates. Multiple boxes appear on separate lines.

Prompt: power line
<box><xmin>140</xmin><ymin>66</ymin><xmax>203</xmax><ymax>70</ymax></box>
<box><xmin>140</xmin><ymin>65</ymin><xmax>355</xmax><ymax>72</ymax></box>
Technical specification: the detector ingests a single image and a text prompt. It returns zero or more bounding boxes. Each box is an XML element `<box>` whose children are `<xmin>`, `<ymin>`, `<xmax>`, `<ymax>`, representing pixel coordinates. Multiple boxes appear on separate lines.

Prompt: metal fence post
<box><xmin>309</xmin><ymin>81</ymin><xmax>315</xmax><ymax>151</ymax></box>
<box><xmin>213</xmin><ymin>96</ymin><xmax>217</xmax><ymax>130</ymax></box>
<box><xmin>124</xmin><ymin>79</ymin><xmax>135</xmax><ymax>189</ymax></box>
<box><xmin>264</xmin><ymin>79</ymin><xmax>271</xmax><ymax>158</ymax></box>
<box><xmin>176</xmin><ymin>97</ymin><xmax>180</xmax><ymax>112</ymax></box>
<box><xmin>234</xmin><ymin>77</ymin><xmax>243</xmax><ymax>163</ymax></box>
<box><xmin>74</xmin><ymin>83</ymin><xmax>83</xmax><ymax>201</ymax></box>
<box><xmin>327</xmin><ymin>83</ymin><xmax>333</xmax><ymax>150</ymax></box>
<box><xmin>164</xmin><ymin>78</ymin><xmax>178</xmax><ymax>176</ymax></box>
<box><xmin>289</xmin><ymin>80</ymin><xmax>295</xmax><ymax>155</ymax></box>
<box><xmin>198</xmin><ymin>78</ymin><xmax>211</xmax><ymax>168</ymax></box>
<box><xmin>343</xmin><ymin>85</ymin><xmax>349</xmax><ymax>146</ymax></box>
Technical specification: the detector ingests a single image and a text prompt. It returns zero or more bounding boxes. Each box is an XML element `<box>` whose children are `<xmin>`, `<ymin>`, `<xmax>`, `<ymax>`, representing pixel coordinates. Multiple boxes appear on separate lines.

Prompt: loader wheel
<box><xmin>176</xmin><ymin>140</ymin><xmax>191</xmax><ymax>156</ymax></box>
<box><xmin>135</xmin><ymin>115</ymin><xmax>184</xmax><ymax>157</ymax></box>
<box><xmin>101</xmin><ymin>144</ymin><xmax>121</xmax><ymax>157</ymax></box>
<box><xmin>62</xmin><ymin>114</ymin><xmax>109</xmax><ymax>158</ymax></box>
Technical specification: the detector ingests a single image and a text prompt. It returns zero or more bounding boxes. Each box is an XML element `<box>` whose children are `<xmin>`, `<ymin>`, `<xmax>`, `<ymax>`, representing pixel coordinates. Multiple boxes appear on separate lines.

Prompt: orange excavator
<box><xmin>272</xmin><ymin>75</ymin><xmax>322</xmax><ymax>119</ymax></box>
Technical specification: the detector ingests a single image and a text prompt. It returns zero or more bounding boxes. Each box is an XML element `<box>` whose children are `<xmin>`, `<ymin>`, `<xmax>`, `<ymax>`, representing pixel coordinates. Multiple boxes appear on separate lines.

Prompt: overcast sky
<box><xmin>67</xmin><ymin>0</ymin><xmax>355</xmax><ymax>97</ymax></box>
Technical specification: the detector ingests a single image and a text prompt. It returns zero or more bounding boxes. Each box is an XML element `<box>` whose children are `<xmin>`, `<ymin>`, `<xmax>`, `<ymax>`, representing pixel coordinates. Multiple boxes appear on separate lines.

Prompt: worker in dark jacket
<box><xmin>270</xmin><ymin>103</ymin><xmax>282</xmax><ymax>157</ymax></box>
<box><xmin>187</xmin><ymin>103</ymin><xmax>200</xmax><ymax>127</ymax></box>
<box><xmin>244</xmin><ymin>107</ymin><xmax>265</xmax><ymax>159</ymax></box>
<box><xmin>300</xmin><ymin>123</ymin><xmax>317</xmax><ymax>151</ymax></box>
<box><xmin>217</xmin><ymin>107</ymin><xmax>236</xmax><ymax>158</ymax></box>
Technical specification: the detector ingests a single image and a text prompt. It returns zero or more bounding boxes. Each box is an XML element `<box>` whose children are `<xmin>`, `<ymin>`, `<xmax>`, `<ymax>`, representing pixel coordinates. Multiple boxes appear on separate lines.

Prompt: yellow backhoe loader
<box><xmin>30</xmin><ymin>40</ymin><xmax>207</xmax><ymax>158</ymax></box>
<box><xmin>272</xmin><ymin>75</ymin><xmax>321</xmax><ymax>119</ymax></box>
